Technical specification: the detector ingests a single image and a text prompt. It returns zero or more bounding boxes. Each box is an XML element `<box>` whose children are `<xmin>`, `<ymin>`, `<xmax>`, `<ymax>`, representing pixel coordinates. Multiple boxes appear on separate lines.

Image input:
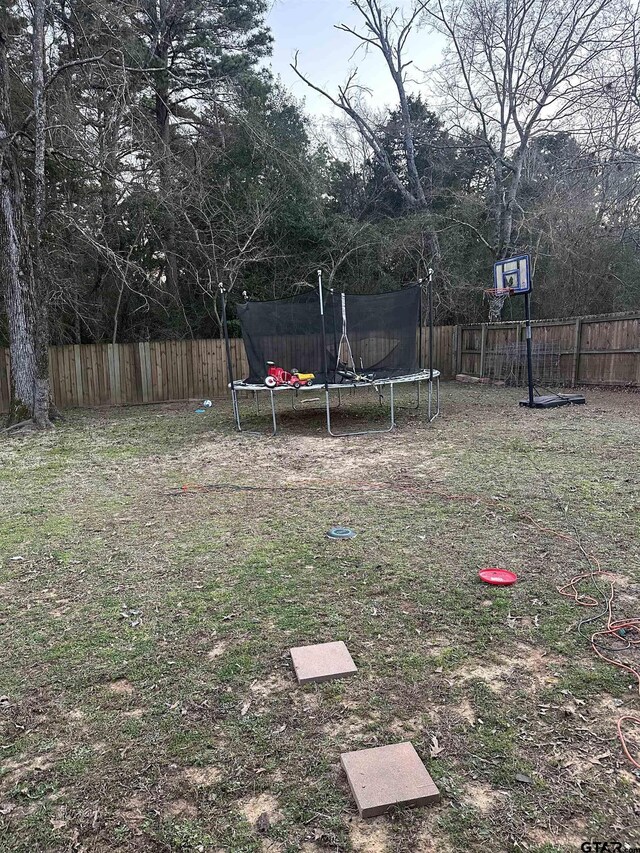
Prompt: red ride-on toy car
<box><xmin>264</xmin><ymin>362</ymin><xmax>315</xmax><ymax>389</ymax></box>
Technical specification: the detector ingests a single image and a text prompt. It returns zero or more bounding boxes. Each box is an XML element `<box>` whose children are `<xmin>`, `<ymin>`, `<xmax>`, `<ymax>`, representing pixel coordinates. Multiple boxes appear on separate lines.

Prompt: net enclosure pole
<box><xmin>418</xmin><ymin>278</ymin><xmax>423</xmax><ymax>372</ymax></box>
<box><xmin>415</xmin><ymin>278</ymin><xmax>423</xmax><ymax>410</ymax></box>
<box><xmin>524</xmin><ymin>290</ymin><xmax>534</xmax><ymax>408</ymax></box>
<box><xmin>318</xmin><ymin>269</ymin><xmax>330</xmax><ymax>390</ymax></box>
<box><xmin>219</xmin><ymin>283</ymin><xmax>241</xmax><ymax>431</ymax></box>
<box><xmin>317</xmin><ymin>269</ymin><xmax>332</xmax><ymax>432</ymax></box>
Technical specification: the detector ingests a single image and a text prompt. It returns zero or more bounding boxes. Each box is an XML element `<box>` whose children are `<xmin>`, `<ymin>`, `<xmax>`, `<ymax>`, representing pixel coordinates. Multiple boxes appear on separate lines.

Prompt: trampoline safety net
<box><xmin>236</xmin><ymin>286</ymin><xmax>421</xmax><ymax>385</ymax></box>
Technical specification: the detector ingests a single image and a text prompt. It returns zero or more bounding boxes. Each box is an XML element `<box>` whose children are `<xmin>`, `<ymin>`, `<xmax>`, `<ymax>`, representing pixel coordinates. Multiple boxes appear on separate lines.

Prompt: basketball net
<box><xmin>484</xmin><ymin>288</ymin><xmax>512</xmax><ymax>323</ymax></box>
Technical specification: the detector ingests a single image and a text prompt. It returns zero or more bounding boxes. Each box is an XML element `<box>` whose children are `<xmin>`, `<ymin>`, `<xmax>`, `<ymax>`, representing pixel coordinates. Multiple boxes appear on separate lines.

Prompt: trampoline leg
<box><xmin>231</xmin><ymin>387</ymin><xmax>241</xmax><ymax>432</ymax></box>
<box><xmin>415</xmin><ymin>380</ymin><xmax>421</xmax><ymax>409</ymax></box>
<box><xmin>270</xmin><ymin>390</ymin><xmax>278</xmax><ymax>436</ymax></box>
<box><xmin>427</xmin><ymin>378</ymin><xmax>440</xmax><ymax>423</ymax></box>
<box><xmin>325</xmin><ymin>382</ymin><xmax>397</xmax><ymax>437</ymax></box>
<box><xmin>390</xmin><ymin>382</ymin><xmax>396</xmax><ymax>428</ymax></box>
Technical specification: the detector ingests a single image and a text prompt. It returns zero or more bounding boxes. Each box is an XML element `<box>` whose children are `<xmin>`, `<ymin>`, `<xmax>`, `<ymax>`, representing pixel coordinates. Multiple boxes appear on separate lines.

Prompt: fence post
<box><xmin>138</xmin><ymin>342</ymin><xmax>151</xmax><ymax>403</ymax></box>
<box><xmin>454</xmin><ymin>325</ymin><xmax>462</xmax><ymax>375</ymax></box>
<box><xmin>572</xmin><ymin>318</ymin><xmax>582</xmax><ymax>387</ymax></box>
<box><xmin>479</xmin><ymin>323</ymin><xmax>488</xmax><ymax>378</ymax></box>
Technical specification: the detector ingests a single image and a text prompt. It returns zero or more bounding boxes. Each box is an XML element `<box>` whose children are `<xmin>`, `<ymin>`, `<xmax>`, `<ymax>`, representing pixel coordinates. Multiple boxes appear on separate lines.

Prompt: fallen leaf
<box><xmin>430</xmin><ymin>734</ymin><xmax>444</xmax><ymax>757</ymax></box>
<box><xmin>515</xmin><ymin>773</ymin><xmax>534</xmax><ymax>785</ymax></box>
<box><xmin>589</xmin><ymin>751</ymin><xmax>612</xmax><ymax>765</ymax></box>
<box><xmin>256</xmin><ymin>812</ymin><xmax>270</xmax><ymax>834</ymax></box>
<box><xmin>240</xmin><ymin>699</ymin><xmax>251</xmax><ymax>717</ymax></box>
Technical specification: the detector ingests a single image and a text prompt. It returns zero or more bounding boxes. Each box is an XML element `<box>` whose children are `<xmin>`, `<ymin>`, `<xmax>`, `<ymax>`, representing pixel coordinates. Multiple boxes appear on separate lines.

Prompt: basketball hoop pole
<box><xmin>524</xmin><ymin>290</ymin><xmax>535</xmax><ymax>408</ymax></box>
<box><xmin>219</xmin><ymin>283</ymin><xmax>241</xmax><ymax>431</ymax></box>
<box><xmin>428</xmin><ymin>268</ymin><xmax>434</xmax><ymax>382</ymax></box>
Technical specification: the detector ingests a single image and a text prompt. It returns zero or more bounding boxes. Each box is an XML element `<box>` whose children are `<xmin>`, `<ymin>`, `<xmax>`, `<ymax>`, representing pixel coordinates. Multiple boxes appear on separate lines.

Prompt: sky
<box><xmin>265</xmin><ymin>0</ymin><xmax>445</xmax><ymax>120</ymax></box>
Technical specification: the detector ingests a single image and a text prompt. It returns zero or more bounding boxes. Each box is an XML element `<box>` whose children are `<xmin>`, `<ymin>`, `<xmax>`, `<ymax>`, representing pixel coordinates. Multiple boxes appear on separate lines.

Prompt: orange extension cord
<box><xmin>523</xmin><ymin>514</ymin><xmax>640</xmax><ymax>770</ymax></box>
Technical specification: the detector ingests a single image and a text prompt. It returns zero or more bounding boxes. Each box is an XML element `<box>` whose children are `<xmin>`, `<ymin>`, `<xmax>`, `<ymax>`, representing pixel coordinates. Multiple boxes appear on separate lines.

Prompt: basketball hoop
<box><xmin>484</xmin><ymin>287</ymin><xmax>513</xmax><ymax>323</ymax></box>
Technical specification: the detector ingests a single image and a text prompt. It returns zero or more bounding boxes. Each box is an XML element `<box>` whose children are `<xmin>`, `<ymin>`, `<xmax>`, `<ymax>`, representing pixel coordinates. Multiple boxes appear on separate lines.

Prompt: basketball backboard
<box><xmin>493</xmin><ymin>254</ymin><xmax>531</xmax><ymax>294</ymax></box>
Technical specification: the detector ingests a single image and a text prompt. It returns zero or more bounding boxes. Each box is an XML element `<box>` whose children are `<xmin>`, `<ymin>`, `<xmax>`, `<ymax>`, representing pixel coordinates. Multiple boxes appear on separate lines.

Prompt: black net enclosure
<box><xmin>236</xmin><ymin>286</ymin><xmax>421</xmax><ymax>385</ymax></box>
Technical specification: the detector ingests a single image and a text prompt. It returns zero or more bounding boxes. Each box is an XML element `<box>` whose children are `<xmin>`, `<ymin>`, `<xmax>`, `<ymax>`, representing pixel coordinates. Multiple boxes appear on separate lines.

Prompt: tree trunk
<box><xmin>31</xmin><ymin>0</ymin><xmax>54</xmax><ymax>427</ymax></box>
<box><xmin>0</xmin><ymin>7</ymin><xmax>53</xmax><ymax>428</ymax></box>
<box><xmin>393</xmin><ymin>71</ymin><xmax>427</xmax><ymax>208</ymax></box>
<box><xmin>154</xmin><ymin>0</ymin><xmax>179</xmax><ymax>296</ymax></box>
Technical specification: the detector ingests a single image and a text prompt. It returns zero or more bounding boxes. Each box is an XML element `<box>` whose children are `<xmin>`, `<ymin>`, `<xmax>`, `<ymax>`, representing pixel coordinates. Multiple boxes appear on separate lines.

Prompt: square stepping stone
<box><xmin>341</xmin><ymin>741</ymin><xmax>440</xmax><ymax>818</ymax></box>
<box><xmin>289</xmin><ymin>641</ymin><xmax>357</xmax><ymax>685</ymax></box>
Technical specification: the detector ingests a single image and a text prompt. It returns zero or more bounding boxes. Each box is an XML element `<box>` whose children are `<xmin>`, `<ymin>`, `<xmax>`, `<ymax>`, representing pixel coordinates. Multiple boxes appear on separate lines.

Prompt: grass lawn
<box><xmin>1</xmin><ymin>383</ymin><xmax>639</xmax><ymax>853</ymax></box>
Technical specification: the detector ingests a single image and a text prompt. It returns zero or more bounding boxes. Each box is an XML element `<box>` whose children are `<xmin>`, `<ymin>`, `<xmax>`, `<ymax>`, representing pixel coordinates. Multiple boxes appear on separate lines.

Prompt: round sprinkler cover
<box><xmin>327</xmin><ymin>526</ymin><xmax>357</xmax><ymax>540</ymax></box>
<box><xmin>478</xmin><ymin>567</ymin><xmax>518</xmax><ymax>586</ymax></box>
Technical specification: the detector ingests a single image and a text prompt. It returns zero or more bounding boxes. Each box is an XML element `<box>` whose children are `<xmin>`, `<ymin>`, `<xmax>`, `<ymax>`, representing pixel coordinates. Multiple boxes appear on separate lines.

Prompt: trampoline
<box><xmin>221</xmin><ymin>271</ymin><xmax>441</xmax><ymax>437</ymax></box>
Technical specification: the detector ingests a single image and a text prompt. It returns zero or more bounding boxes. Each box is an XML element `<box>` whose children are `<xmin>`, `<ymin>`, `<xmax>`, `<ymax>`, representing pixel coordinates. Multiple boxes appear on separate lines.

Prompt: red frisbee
<box><xmin>478</xmin><ymin>567</ymin><xmax>518</xmax><ymax>586</ymax></box>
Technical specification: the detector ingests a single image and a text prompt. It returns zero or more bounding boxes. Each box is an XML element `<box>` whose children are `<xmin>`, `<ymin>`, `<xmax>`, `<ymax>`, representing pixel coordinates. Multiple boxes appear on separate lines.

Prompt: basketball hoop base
<box><xmin>519</xmin><ymin>394</ymin><xmax>586</xmax><ymax>409</ymax></box>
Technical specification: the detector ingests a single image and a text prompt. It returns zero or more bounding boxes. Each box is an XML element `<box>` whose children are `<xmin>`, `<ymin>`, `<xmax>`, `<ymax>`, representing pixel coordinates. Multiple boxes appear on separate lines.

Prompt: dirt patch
<box><xmin>108</xmin><ymin>679</ymin><xmax>134</xmax><ymax>695</ymax></box>
<box><xmin>239</xmin><ymin>792</ymin><xmax>283</xmax><ymax>827</ymax></box>
<box><xmin>292</xmin><ymin>691</ymin><xmax>321</xmax><ymax>714</ymax></box>
<box><xmin>322</xmin><ymin>713</ymin><xmax>381</xmax><ymax>748</ymax></box>
<box><xmin>451</xmin><ymin>698</ymin><xmax>475</xmax><ymax>725</ymax></box>
<box><xmin>249</xmin><ymin>673</ymin><xmax>290</xmax><ymax>700</ymax></box>
<box><xmin>207</xmin><ymin>641</ymin><xmax>229</xmax><ymax>660</ymax></box>
<box><xmin>415</xmin><ymin>808</ymin><xmax>454</xmax><ymax>853</ymax></box>
<box><xmin>528</xmin><ymin>821</ymin><xmax>587</xmax><ymax>848</ymax></box>
<box><xmin>349</xmin><ymin>817</ymin><xmax>393</xmax><ymax>852</ymax></box>
<box><xmin>1</xmin><ymin>755</ymin><xmax>52</xmax><ymax>788</ymax></box>
<box><xmin>181</xmin><ymin>432</ymin><xmax>451</xmax><ymax>495</ymax></box>
<box><xmin>119</xmin><ymin>793</ymin><xmax>147</xmax><ymax>828</ymax></box>
<box><xmin>454</xmin><ymin>643</ymin><xmax>562</xmax><ymax>692</ymax></box>
<box><xmin>123</xmin><ymin>707</ymin><xmax>145</xmax><ymax>718</ymax></box>
<box><xmin>68</xmin><ymin>708</ymin><xmax>85</xmax><ymax>721</ymax></box>
<box><xmin>164</xmin><ymin>799</ymin><xmax>197</xmax><ymax>818</ymax></box>
<box><xmin>464</xmin><ymin>781</ymin><xmax>508</xmax><ymax>814</ymax></box>
<box><xmin>453</xmin><ymin>660</ymin><xmax>509</xmax><ymax>692</ymax></box>
<box><xmin>182</xmin><ymin>766</ymin><xmax>220</xmax><ymax>786</ymax></box>
<box><xmin>388</xmin><ymin>716</ymin><xmax>429</xmax><ymax>739</ymax></box>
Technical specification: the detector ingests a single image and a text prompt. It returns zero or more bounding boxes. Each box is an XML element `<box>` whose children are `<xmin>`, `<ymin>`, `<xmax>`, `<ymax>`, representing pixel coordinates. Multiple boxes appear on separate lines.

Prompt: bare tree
<box><xmin>292</xmin><ymin>0</ymin><xmax>434</xmax><ymax>217</ymax></box>
<box><xmin>424</xmin><ymin>0</ymin><xmax>637</xmax><ymax>261</ymax></box>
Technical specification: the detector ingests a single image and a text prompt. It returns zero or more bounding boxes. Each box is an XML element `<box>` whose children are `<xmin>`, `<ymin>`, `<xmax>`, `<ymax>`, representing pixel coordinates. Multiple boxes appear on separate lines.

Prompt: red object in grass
<box><xmin>478</xmin><ymin>567</ymin><xmax>518</xmax><ymax>586</ymax></box>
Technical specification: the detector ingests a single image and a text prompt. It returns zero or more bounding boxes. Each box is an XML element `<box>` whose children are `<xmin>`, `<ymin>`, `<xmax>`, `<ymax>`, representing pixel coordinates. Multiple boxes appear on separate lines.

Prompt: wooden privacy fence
<box><xmin>1</xmin><ymin>313</ymin><xmax>636</xmax><ymax>413</ymax></box>
<box><xmin>0</xmin><ymin>326</ymin><xmax>455</xmax><ymax>413</ymax></box>
<box><xmin>456</xmin><ymin>311</ymin><xmax>640</xmax><ymax>387</ymax></box>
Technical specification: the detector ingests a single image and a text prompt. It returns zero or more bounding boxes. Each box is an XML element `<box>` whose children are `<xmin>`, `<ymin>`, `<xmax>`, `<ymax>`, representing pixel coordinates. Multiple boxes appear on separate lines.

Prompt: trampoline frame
<box><xmin>230</xmin><ymin>371</ymin><xmax>440</xmax><ymax>437</ymax></box>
